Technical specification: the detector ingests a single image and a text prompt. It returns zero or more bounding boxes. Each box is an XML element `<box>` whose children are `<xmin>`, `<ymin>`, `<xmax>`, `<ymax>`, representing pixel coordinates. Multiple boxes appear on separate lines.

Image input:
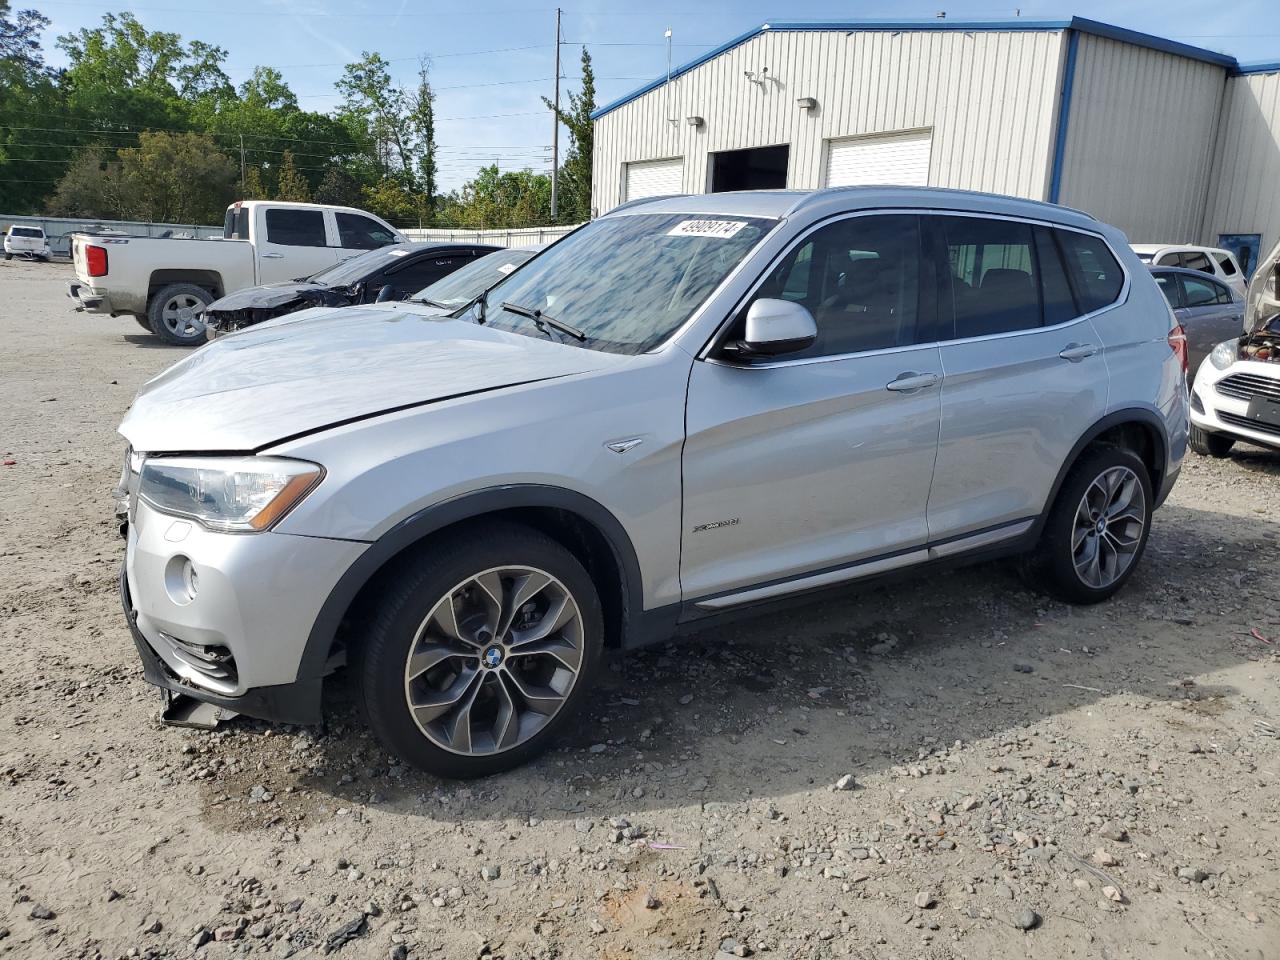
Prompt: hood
<box><xmin>120</xmin><ymin>304</ymin><xmax>628</xmax><ymax>452</ymax></box>
<box><xmin>206</xmin><ymin>281</ymin><xmax>330</xmax><ymax>312</ymax></box>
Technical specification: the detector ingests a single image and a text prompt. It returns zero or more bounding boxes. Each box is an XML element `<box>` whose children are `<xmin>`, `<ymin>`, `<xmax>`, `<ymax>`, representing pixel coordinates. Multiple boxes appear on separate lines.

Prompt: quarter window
<box><xmin>1152</xmin><ymin>272</ymin><xmax>1180</xmax><ymax>308</ymax></box>
<box><xmin>1180</xmin><ymin>251</ymin><xmax>1213</xmax><ymax>273</ymax></box>
<box><xmin>1056</xmin><ymin>230</ymin><xmax>1124</xmax><ymax>314</ymax></box>
<box><xmin>748</xmin><ymin>214</ymin><xmax>920</xmax><ymax>357</ymax></box>
<box><xmin>1215</xmin><ymin>252</ymin><xmax>1238</xmax><ymax>276</ymax></box>
<box><xmin>337</xmin><ymin>212</ymin><xmax>399</xmax><ymax>250</ymax></box>
<box><xmin>265</xmin><ymin>208</ymin><xmax>327</xmax><ymax>247</ymax></box>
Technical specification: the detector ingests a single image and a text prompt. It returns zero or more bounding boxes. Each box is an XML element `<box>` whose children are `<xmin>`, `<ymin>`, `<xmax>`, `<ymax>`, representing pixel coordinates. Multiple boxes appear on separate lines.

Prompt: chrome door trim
<box><xmin>692</xmin><ymin>517</ymin><xmax>1035</xmax><ymax>611</ymax></box>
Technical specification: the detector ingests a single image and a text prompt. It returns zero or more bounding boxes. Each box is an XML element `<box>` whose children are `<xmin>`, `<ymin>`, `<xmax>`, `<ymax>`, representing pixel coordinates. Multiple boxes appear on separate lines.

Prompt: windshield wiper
<box><xmin>407</xmin><ymin>295</ymin><xmax>449</xmax><ymax>308</ymax></box>
<box><xmin>499</xmin><ymin>301</ymin><xmax>586</xmax><ymax>341</ymax></box>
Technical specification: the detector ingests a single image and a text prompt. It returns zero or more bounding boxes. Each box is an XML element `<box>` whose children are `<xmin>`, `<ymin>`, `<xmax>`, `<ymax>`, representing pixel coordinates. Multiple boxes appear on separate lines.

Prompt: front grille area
<box><xmin>157</xmin><ymin>632</ymin><xmax>238</xmax><ymax>686</ymax></box>
<box><xmin>1219</xmin><ymin>410</ymin><xmax>1280</xmax><ymax>440</ymax></box>
<box><xmin>1216</xmin><ymin>372</ymin><xmax>1280</xmax><ymax>403</ymax></box>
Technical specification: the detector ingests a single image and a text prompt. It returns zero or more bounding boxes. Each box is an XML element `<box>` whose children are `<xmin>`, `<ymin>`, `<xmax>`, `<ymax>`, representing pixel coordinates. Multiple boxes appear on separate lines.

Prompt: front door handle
<box><xmin>885</xmin><ymin>372</ymin><xmax>940</xmax><ymax>393</ymax></box>
<box><xmin>1059</xmin><ymin>343</ymin><xmax>1097</xmax><ymax>362</ymax></box>
<box><xmin>261</xmin><ymin>252</ymin><xmax>284</xmax><ymax>259</ymax></box>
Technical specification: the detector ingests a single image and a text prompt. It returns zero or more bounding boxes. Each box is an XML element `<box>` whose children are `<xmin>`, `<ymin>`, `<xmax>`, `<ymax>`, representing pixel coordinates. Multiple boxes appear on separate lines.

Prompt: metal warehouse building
<box><xmin>591</xmin><ymin>17</ymin><xmax>1280</xmax><ymax>274</ymax></box>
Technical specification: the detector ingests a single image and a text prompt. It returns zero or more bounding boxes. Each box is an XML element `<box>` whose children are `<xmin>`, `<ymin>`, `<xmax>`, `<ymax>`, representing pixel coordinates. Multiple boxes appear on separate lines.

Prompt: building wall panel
<box><xmin>1202</xmin><ymin>70</ymin><xmax>1280</xmax><ymax>264</ymax></box>
<box><xmin>1056</xmin><ymin>34</ymin><xmax>1226</xmax><ymax>241</ymax></box>
<box><xmin>592</xmin><ymin>28</ymin><xmax>1067</xmax><ymax>214</ymax></box>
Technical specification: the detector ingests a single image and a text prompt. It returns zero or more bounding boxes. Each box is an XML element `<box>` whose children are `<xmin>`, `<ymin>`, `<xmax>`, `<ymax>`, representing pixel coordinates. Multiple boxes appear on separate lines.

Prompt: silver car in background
<box><xmin>115</xmin><ymin>188</ymin><xmax>1187</xmax><ymax>777</ymax></box>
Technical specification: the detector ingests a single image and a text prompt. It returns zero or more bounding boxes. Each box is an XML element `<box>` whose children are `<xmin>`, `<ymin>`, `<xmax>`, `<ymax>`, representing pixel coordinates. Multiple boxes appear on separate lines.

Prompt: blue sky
<box><xmin>34</xmin><ymin>0</ymin><xmax>1280</xmax><ymax>192</ymax></box>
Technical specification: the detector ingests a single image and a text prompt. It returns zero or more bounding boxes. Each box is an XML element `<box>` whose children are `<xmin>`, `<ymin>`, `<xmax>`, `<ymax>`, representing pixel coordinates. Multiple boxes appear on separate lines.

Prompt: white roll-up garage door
<box><xmin>824</xmin><ymin>130</ymin><xmax>932</xmax><ymax>188</ymax></box>
<box><xmin>624</xmin><ymin>157</ymin><xmax>683</xmax><ymax>202</ymax></box>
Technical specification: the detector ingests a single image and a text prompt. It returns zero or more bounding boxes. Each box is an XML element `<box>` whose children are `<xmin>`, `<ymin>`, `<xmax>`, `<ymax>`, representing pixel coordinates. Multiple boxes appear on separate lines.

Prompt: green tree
<box><xmin>441</xmin><ymin>164</ymin><xmax>552</xmax><ymax>229</ymax></box>
<box><xmin>315</xmin><ymin>165</ymin><xmax>363</xmax><ymax>206</ymax></box>
<box><xmin>0</xmin><ymin>0</ymin><xmax>49</xmax><ymax>74</ymax></box>
<box><xmin>113</xmin><ymin>131</ymin><xmax>237</xmax><ymax>222</ymax></box>
<box><xmin>241</xmin><ymin>164</ymin><xmax>268</xmax><ymax>200</ymax></box>
<box><xmin>46</xmin><ymin>149</ymin><xmax>129</xmax><ymax>218</ymax></box>
<box><xmin>408</xmin><ymin>59</ymin><xmax>438</xmax><ymax>216</ymax></box>
<box><xmin>544</xmin><ymin>47</ymin><xmax>595</xmax><ymax>222</ymax></box>
<box><xmin>275</xmin><ymin>150</ymin><xmax>311</xmax><ymax>201</ymax></box>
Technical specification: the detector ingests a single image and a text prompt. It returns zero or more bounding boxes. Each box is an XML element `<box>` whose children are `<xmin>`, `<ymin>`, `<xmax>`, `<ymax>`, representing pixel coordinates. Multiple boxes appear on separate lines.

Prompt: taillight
<box><xmin>1169</xmin><ymin>323</ymin><xmax>1188</xmax><ymax>374</ymax></box>
<box><xmin>85</xmin><ymin>245</ymin><xmax>108</xmax><ymax>277</ymax></box>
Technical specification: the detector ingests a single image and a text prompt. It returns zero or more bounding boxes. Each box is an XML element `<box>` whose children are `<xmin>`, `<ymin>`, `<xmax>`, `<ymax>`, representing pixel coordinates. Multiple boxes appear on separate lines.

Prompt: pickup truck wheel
<box><xmin>1022</xmin><ymin>447</ymin><xmax>1152</xmax><ymax>605</ymax></box>
<box><xmin>147</xmin><ymin>283</ymin><xmax>212</xmax><ymax>346</ymax></box>
<box><xmin>357</xmin><ymin>521</ymin><xmax>604</xmax><ymax>778</ymax></box>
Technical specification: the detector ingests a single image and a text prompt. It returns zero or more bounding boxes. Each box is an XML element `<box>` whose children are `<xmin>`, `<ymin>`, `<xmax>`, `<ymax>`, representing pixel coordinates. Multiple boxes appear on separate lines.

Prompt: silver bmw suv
<box><xmin>116</xmin><ymin>188</ymin><xmax>1188</xmax><ymax>777</ymax></box>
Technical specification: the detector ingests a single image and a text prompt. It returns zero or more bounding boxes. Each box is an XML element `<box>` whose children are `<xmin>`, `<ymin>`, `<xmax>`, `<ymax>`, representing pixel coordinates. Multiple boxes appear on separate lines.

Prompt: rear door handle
<box><xmin>1059</xmin><ymin>343</ymin><xmax>1097</xmax><ymax>362</ymax></box>
<box><xmin>886</xmin><ymin>372</ymin><xmax>940</xmax><ymax>392</ymax></box>
<box><xmin>261</xmin><ymin>252</ymin><xmax>284</xmax><ymax>259</ymax></box>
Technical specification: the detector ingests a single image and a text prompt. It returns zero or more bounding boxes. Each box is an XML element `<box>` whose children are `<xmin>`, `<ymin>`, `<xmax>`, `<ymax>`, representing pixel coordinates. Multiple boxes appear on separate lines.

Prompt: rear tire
<box><xmin>133</xmin><ymin>315</ymin><xmax>151</xmax><ymax>330</ymax></box>
<box><xmin>1023</xmin><ymin>446</ymin><xmax>1153</xmax><ymax>605</ymax></box>
<box><xmin>1189</xmin><ymin>424</ymin><xmax>1234</xmax><ymax>458</ymax></box>
<box><xmin>357</xmin><ymin>521</ymin><xmax>604</xmax><ymax>778</ymax></box>
<box><xmin>3</xmin><ymin>253</ymin><xmax>11</xmax><ymax>261</ymax></box>
<box><xmin>147</xmin><ymin>283</ymin><xmax>212</xmax><ymax>346</ymax></box>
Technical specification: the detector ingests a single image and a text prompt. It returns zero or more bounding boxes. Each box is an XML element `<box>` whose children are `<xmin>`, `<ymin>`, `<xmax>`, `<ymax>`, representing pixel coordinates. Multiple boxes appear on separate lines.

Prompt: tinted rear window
<box><xmin>9</xmin><ymin>227</ymin><xmax>41</xmax><ymax>238</ymax></box>
<box><xmin>1057</xmin><ymin>231</ymin><xmax>1124</xmax><ymax>314</ymax></box>
<box><xmin>265</xmin><ymin>208</ymin><xmax>327</xmax><ymax>247</ymax></box>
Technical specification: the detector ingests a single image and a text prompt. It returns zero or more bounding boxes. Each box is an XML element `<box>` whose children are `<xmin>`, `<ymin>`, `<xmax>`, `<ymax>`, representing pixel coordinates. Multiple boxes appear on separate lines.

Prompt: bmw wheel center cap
<box><xmin>484</xmin><ymin>646</ymin><xmax>504</xmax><ymax>668</ymax></box>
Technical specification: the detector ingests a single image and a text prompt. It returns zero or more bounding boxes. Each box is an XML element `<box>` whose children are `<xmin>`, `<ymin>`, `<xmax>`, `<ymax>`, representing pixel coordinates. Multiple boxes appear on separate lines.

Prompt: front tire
<box><xmin>357</xmin><ymin>522</ymin><xmax>604</xmax><ymax>778</ymax></box>
<box><xmin>1024</xmin><ymin>446</ymin><xmax>1153</xmax><ymax>604</ymax></box>
<box><xmin>147</xmin><ymin>283</ymin><xmax>212</xmax><ymax>346</ymax></box>
<box><xmin>1189</xmin><ymin>424</ymin><xmax>1234</xmax><ymax>458</ymax></box>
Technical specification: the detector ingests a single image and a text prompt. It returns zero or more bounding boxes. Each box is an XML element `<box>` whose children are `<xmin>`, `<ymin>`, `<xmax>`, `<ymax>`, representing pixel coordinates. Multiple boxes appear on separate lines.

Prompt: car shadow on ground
<box><xmin>203</xmin><ymin>500</ymin><xmax>1276</xmax><ymax>828</ymax></box>
<box><xmin>121</xmin><ymin>333</ymin><xmax>193</xmax><ymax>350</ymax></box>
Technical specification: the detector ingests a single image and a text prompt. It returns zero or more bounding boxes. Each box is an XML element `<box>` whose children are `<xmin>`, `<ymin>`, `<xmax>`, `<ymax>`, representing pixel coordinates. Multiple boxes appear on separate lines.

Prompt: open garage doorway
<box><xmin>709</xmin><ymin>145</ymin><xmax>789</xmax><ymax>193</ymax></box>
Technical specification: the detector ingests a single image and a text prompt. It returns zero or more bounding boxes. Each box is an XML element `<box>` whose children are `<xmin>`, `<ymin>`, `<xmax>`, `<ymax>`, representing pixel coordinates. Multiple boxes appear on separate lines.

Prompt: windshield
<box><xmin>411</xmin><ymin>247</ymin><xmax>537</xmax><ymax>307</ymax></box>
<box><xmin>308</xmin><ymin>244</ymin><xmax>411</xmax><ymax>286</ymax></box>
<box><xmin>474</xmin><ymin>213</ymin><xmax>774</xmax><ymax>354</ymax></box>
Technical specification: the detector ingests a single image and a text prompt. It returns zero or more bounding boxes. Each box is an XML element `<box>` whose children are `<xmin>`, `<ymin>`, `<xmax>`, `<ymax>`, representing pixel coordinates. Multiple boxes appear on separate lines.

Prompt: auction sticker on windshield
<box><xmin>667</xmin><ymin>219</ymin><xmax>748</xmax><ymax>239</ymax></box>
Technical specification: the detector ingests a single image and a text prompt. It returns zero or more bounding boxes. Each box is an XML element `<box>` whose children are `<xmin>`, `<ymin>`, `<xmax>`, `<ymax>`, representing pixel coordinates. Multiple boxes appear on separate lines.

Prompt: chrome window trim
<box><xmin>695</xmin><ymin>206</ymin><xmax>1132</xmax><ymax>367</ymax></box>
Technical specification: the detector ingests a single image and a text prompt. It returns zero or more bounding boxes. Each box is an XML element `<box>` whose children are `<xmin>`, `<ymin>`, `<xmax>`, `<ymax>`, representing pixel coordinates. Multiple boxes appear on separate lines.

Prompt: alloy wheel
<box><xmin>1071</xmin><ymin>465</ymin><xmax>1146</xmax><ymax>589</ymax></box>
<box><xmin>160</xmin><ymin>293</ymin><xmax>207</xmax><ymax>339</ymax></box>
<box><xmin>403</xmin><ymin>565</ymin><xmax>584</xmax><ymax>756</ymax></box>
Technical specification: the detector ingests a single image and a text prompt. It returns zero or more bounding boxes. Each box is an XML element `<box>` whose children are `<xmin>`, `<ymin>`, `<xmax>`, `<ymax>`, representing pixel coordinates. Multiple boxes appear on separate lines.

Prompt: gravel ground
<box><xmin>1</xmin><ymin>257</ymin><xmax>1278</xmax><ymax>960</ymax></box>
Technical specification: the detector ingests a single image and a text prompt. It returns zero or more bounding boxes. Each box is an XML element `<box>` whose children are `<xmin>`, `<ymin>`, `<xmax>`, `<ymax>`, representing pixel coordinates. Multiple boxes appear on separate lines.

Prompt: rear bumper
<box><xmin>67</xmin><ymin>280</ymin><xmax>110</xmax><ymax>313</ymax></box>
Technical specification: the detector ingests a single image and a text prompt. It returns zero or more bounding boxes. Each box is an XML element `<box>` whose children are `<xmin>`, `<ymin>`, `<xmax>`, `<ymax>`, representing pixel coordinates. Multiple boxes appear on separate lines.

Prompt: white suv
<box><xmin>115</xmin><ymin>188</ymin><xmax>1188</xmax><ymax>776</ymax></box>
<box><xmin>1131</xmin><ymin>244</ymin><xmax>1246</xmax><ymax>296</ymax></box>
<box><xmin>4</xmin><ymin>224</ymin><xmax>51</xmax><ymax>261</ymax></box>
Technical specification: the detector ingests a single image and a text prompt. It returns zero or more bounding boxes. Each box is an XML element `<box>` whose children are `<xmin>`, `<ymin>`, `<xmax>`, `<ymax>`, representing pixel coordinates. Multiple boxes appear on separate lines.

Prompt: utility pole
<box><xmin>550</xmin><ymin>6</ymin><xmax>561</xmax><ymax>220</ymax></box>
<box><xmin>239</xmin><ymin>134</ymin><xmax>247</xmax><ymax>195</ymax></box>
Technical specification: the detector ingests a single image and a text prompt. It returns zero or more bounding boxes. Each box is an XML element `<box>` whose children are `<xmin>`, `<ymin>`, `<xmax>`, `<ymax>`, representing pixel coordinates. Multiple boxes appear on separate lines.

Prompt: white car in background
<box><xmin>1131</xmin><ymin>243</ymin><xmax>1246</xmax><ymax>297</ymax></box>
<box><xmin>1188</xmin><ymin>237</ymin><xmax>1280</xmax><ymax>456</ymax></box>
<box><xmin>4</xmin><ymin>224</ymin><xmax>51</xmax><ymax>261</ymax></box>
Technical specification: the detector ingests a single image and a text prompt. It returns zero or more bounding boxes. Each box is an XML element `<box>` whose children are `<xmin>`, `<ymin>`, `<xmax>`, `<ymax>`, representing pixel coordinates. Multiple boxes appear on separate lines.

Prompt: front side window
<box><xmin>265</xmin><ymin>208</ymin><xmax>327</xmax><ymax>247</ymax></box>
<box><xmin>337</xmin><ymin>212</ymin><xmax>398</xmax><ymax>250</ymax></box>
<box><xmin>938</xmin><ymin>216</ymin><xmax>1041</xmax><ymax>337</ymax></box>
<box><xmin>477</xmin><ymin>213</ymin><xmax>774</xmax><ymax>354</ymax></box>
<box><xmin>1057</xmin><ymin>230</ymin><xmax>1124</xmax><ymax>314</ymax></box>
<box><xmin>742</xmin><ymin>214</ymin><xmax>920</xmax><ymax>357</ymax></box>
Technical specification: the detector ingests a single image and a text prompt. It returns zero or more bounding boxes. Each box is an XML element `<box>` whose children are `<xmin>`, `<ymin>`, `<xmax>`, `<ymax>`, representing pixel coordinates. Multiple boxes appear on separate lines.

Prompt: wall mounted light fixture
<box><xmin>796</xmin><ymin>96</ymin><xmax>817</xmax><ymax>112</ymax></box>
<box><xmin>687</xmin><ymin>115</ymin><xmax>705</xmax><ymax>128</ymax></box>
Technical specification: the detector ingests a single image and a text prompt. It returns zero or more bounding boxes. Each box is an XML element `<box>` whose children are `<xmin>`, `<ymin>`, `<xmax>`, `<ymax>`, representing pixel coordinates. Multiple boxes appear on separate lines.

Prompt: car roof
<box><xmin>604</xmin><ymin>186</ymin><xmax>1099</xmax><ymax>229</ymax></box>
<box><xmin>1149</xmin><ymin>264</ymin><xmax>1232</xmax><ymax>280</ymax></box>
<box><xmin>1132</xmin><ymin>243</ymin><xmax>1231</xmax><ymax>256</ymax></box>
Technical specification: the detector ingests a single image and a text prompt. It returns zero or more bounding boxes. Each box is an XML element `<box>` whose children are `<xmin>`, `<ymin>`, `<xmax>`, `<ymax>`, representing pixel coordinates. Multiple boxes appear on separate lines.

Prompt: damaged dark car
<box><xmin>203</xmin><ymin>241</ymin><xmax>498</xmax><ymax>338</ymax></box>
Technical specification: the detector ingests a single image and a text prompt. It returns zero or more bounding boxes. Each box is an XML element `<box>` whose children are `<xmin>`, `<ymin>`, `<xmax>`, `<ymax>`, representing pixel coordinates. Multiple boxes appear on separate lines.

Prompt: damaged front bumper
<box><xmin>205</xmin><ymin>287</ymin><xmax>357</xmax><ymax>339</ymax></box>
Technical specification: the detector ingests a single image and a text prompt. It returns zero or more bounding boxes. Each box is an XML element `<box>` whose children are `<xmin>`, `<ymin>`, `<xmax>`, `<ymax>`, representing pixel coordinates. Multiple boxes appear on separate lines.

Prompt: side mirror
<box><xmin>375</xmin><ymin>284</ymin><xmax>396</xmax><ymax>303</ymax></box>
<box><xmin>731</xmin><ymin>298</ymin><xmax>818</xmax><ymax>357</ymax></box>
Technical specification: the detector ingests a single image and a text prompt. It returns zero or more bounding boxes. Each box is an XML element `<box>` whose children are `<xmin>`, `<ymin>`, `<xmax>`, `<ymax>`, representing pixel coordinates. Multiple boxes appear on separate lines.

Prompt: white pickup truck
<box><xmin>67</xmin><ymin>200</ymin><xmax>406</xmax><ymax>345</ymax></box>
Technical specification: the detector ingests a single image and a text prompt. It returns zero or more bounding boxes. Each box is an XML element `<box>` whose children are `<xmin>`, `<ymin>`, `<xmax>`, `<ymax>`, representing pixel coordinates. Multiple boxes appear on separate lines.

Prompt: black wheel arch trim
<box><xmin>1032</xmin><ymin>407</ymin><xmax>1171</xmax><ymax>539</ymax></box>
<box><xmin>295</xmin><ymin>484</ymin><xmax>648</xmax><ymax>682</ymax></box>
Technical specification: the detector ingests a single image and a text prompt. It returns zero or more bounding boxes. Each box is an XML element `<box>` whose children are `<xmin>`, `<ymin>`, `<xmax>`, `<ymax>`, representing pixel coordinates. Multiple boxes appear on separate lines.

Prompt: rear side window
<box><xmin>1180</xmin><ymin>251</ymin><xmax>1212</xmax><ymax>273</ymax></box>
<box><xmin>1056</xmin><ymin>230</ymin><xmax>1124</xmax><ymax>314</ymax></box>
<box><xmin>337</xmin><ymin>212</ymin><xmax>398</xmax><ymax>250</ymax></box>
<box><xmin>265</xmin><ymin>208</ymin><xmax>327</xmax><ymax>247</ymax></box>
<box><xmin>1181</xmin><ymin>274</ymin><xmax>1231</xmax><ymax>307</ymax></box>
<box><xmin>1152</xmin><ymin>272</ymin><xmax>1180</xmax><ymax>307</ymax></box>
<box><xmin>937</xmin><ymin>216</ymin><xmax>1041</xmax><ymax>337</ymax></box>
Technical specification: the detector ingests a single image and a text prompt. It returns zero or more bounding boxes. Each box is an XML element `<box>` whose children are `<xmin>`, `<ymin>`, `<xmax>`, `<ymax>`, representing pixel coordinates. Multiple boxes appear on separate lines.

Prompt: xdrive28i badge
<box><xmin>692</xmin><ymin>518</ymin><xmax>739</xmax><ymax>533</ymax></box>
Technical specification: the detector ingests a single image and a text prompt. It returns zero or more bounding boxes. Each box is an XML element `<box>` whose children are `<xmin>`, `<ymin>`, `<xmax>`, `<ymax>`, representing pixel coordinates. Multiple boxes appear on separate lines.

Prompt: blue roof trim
<box><xmin>591</xmin><ymin>15</ymin><xmax>1252</xmax><ymax>120</ymax></box>
<box><xmin>1233</xmin><ymin>60</ymin><xmax>1280</xmax><ymax>76</ymax></box>
<box><xmin>1049</xmin><ymin>29</ymin><xmax>1081</xmax><ymax>205</ymax></box>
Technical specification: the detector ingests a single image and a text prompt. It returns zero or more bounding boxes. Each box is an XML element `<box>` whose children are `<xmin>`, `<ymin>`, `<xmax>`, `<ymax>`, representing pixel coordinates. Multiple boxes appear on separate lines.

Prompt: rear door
<box><xmin>681</xmin><ymin>213</ymin><xmax>942</xmax><ymax>603</ymax></box>
<box><xmin>255</xmin><ymin>207</ymin><xmax>337</xmax><ymax>283</ymax></box>
<box><xmin>925</xmin><ymin>216</ymin><xmax>1113</xmax><ymax>542</ymax></box>
<box><xmin>1178</xmin><ymin>272</ymin><xmax>1244</xmax><ymax>373</ymax></box>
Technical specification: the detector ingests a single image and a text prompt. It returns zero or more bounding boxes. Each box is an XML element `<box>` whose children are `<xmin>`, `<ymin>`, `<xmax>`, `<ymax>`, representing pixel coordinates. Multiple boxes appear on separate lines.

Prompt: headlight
<box><xmin>138</xmin><ymin>457</ymin><xmax>323</xmax><ymax>532</ymax></box>
<box><xmin>1209</xmin><ymin>340</ymin><xmax>1237</xmax><ymax>371</ymax></box>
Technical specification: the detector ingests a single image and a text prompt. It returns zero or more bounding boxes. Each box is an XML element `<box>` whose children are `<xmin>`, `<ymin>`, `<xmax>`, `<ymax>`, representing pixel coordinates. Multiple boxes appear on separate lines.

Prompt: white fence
<box><xmin>0</xmin><ymin>214</ymin><xmax>222</xmax><ymax>256</ymax></box>
<box><xmin>402</xmin><ymin>225</ymin><xmax>579</xmax><ymax>248</ymax></box>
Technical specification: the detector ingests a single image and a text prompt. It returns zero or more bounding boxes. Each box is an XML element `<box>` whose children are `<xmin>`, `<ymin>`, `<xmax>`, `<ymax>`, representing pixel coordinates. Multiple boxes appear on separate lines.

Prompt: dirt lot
<box><xmin>1</xmin><ymin>257</ymin><xmax>1277</xmax><ymax>960</ymax></box>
